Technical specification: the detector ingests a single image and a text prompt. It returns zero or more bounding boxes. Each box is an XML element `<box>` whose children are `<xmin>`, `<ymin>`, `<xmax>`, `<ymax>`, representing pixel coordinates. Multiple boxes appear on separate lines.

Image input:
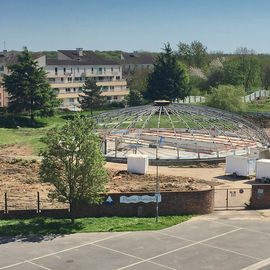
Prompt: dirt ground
<box><xmin>0</xmin><ymin>143</ymin><xmax>259</xmax><ymax>210</ymax></box>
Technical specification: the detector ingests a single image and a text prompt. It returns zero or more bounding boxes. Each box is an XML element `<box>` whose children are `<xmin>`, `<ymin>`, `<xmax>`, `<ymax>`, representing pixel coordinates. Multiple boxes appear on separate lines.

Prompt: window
<box><xmin>84</xmin><ymin>67</ymin><xmax>86</xmax><ymax>72</ymax></box>
<box><xmin>73</xmin><ymin>88</ymin><xmax>76</xmax><ymax>92</ymax></box>
<box><xmin>116</xmin><ymin>76</ymin><xmax>120</xmax><ymax>80</ymax></box>
<box><xmin>103</xmin><ymin>86</ymin><xmax>108</xmax><ymax>91</ymax></box>
<box><xmin>98</xmin><ymin>67</ymin><xmax>102</xmax><ymax>74</ymax></box>
<box><xmin>61</xmin><ymin>77</ymin><xmax>64</xmax><ymax>82</ymax></box>
<box><xmin>75</xmin><ymin>77</ymin><xmax>80</xmax><ymax>81</ymax></box>
<box><xmin>66</xmin><ymin>88</ymin><xmax>70</xmax><ymax>93</ymax></box>
<box><xmin>110</xmin><ymin>86</ymin><xmax>114</xmax><ymax>92</ymax></box>
<box><xmin>71</xmin><ymin>68</ymin><xmax>73</xmax><ymax>73</ymax></box>
<box><xmin>63</xmin><ymin>67</ymin><xmax>66</xmax><ymax>74</ymax></box>
<box><xmin>111</xmin><ymin>67</ymin><xmax>113</xmax><ymax>72</ymax></box>
<box><xmin>104</xmin><ymin>68</ymin><xmax>106</xmax><ymax>72</ymax></box>
<box><xmin>114</xmin><ymin>96</ymin><xmax>118</xmax><ymax>100</ymax></box>
<box><xmin>91</xmin><ymin>67</ymin><xmax>94</xmax><ymax>74</ymax></box>
<box><xmin>53</xmin><ymin>88</ymin><xmax>59</xmax><ymax>94</ymax></box>
<box><xmin>55</xmin><ymin>67</ymin><xmax>58</xmax><ymax>75</ymax></box>
<box><xmin>77</xmin><ymin>67</ymin><xmax>80</xmax><ymax>73</ymax></box>
<box><xmin>69</xmin><ymin>98</ymin><xmax>74</xmax><ymax>103</ymax></box>
<box><xmin>107</xmin><ymin>96</ymin><xmax>111</xmax><ymax>101</ymax></box>
<box><xmin>78</xmin><ymin>87</ymin><xmax>82</xmax><ymax>93</ymax></box>
<box><xmin>68</xmin><ymin>77</ymin><xmax>72</xmax><ymax>82</ymax></box>
<box><xmin>48</xmin><ymin>78</ymin><xmax>55</xmax><ymax>82</ymax></box>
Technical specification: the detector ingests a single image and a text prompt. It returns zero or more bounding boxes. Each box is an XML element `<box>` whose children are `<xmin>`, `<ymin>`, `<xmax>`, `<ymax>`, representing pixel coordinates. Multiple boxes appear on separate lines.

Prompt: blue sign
<box><xmin>105</xmin><ymin>196</ymin><xmax>115</xmax><ymax>205</ymax></box>
<box><xmin>158</xmin><ymin>137</ymin><xmax>165</xmax><ymax>147</ymax></box>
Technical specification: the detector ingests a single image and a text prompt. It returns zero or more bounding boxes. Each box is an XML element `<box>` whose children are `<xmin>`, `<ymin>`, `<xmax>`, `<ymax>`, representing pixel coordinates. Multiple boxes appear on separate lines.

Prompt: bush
<box><xmin>205</xmin><ymin>85</ymin><xmax>246</xmax><ymax>112</ymax></box>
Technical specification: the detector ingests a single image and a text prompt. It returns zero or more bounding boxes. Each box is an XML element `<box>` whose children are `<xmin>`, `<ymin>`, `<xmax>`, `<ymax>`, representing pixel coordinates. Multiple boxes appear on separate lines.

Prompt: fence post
<box><xmin>226</xmin><ymin>189</ymin><xmax>229</xmax><ymax>210</ymax></box>
<box><xmin>37</xmin><ymin>192</ymin><xmax>40</xmax><ymax>213</ymax></box>
<box><xmin>4</xmin><ymin>193</ymin><xmax>7</xmax><ymax>214</ymax></box>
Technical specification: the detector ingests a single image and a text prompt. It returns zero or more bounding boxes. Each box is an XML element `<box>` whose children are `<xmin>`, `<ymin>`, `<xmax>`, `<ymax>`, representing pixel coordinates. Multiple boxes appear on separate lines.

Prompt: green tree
<box><xmin>126</xmin><ymin>67</ymin><xmax>152</xmax><ymax>95</ymax></box>
<box><xmin>39</xmin><ymin>115</ymin><xmax>108</xmax><ymax>223</ymax></box>
<box><xmin>79</xmin><ymin>79</ymin><xmax>104</xmax><ymax>115</ymax></box>
<box><xmin>3</xmin><ymin>47</ymin><xmax>60</xmax><ymax>122</ymax></box>
<box><xmin>145</xmin><ymin>43</ymin><xmax>190</xmax><ymax>101</ymax></box>
<box><xmin>177</xmin><ymin>40</ymin><xmax>209</xmax><ymax>69</ymax></box>
<box><xmin>125</xmin><ymin>89</ymin><xmax>144</xmax><ymax>106</ymax></box>
<box><xmin>223</xmin><ymin>48</ymin><xmax>261</xmax><ymax>92</ymax></box>
<box><xmin>205</xmin><ymin>85</ymin><xmax>246</xmax><ymax>112</ymax></box>
<box><xmin>260</xmin><ymin>62</ymin><xmax>270</xmax><ymax>90</ymax></box>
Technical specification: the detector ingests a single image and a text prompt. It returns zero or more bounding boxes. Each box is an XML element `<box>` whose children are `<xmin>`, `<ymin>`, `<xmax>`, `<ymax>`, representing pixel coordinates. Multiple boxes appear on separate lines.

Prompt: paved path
<box><xmin>1</xmin><ymin>211</ymin><xmax>270</xmax><ymax>270</ymax></box>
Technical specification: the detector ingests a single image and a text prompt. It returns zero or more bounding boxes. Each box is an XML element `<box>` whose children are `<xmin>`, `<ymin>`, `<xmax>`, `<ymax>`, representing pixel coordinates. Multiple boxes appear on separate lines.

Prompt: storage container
<box><xmin>225</xmin><ymin>155</ymin><xmax>256</xmax><ymax>177</ymax></box>
<box><xmin>127</xmin><ymin>154</ymin><xmax>149</xmax><ymax>174</ymax></box>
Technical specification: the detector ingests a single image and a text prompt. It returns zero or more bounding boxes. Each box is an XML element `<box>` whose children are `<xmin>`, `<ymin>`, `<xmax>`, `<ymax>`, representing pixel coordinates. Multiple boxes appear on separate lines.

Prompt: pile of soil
<box><xmin>106</xmin><ymin>170</ymin><xmax>212</xmax><ymax>193</ymax></box>
<box><xmin>0</xmin><ymin>155</ymin><xmax>213</xmax><ymax>210</ymax></box>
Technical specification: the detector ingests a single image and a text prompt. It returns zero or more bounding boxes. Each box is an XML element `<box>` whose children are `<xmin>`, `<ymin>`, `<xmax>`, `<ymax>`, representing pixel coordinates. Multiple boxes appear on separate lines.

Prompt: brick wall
<box><xmin>0</xmin><ymin>189</ymin><xmax>214</xmax><ymax>219</ymax></box>
<box><xmin>250</xmin><ymin>184</ymin><xmax>270</xmax><ymax>209</ymax></box>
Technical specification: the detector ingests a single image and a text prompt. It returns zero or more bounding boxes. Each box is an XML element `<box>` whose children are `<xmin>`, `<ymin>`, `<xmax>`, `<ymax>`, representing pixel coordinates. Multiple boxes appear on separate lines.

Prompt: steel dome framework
<box><xmin>92</xmin><ymin>103</ymin><xmax>269</xmax><ymax>160</ymax></box>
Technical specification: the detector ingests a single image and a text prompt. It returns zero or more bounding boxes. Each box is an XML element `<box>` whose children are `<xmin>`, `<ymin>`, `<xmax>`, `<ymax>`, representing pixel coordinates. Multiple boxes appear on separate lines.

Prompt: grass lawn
<box><xmin>246</xmin><ymin>96</ymin><xmax>270</xmax><ymax>112</ymax></box>
<box><xmin>0</xmin><ymin>111</ymin><xmax>103</xmax><ymax>154</ymax></box>
<box><xmin>0</xmin><ymin>215</ymin><xmax>194</xmax><ymax>236</ymax></box>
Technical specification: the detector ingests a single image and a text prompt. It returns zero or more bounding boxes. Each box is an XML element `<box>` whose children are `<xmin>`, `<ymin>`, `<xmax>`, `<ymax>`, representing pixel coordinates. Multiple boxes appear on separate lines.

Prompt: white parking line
<box><xmin>209</xmin><ymin>219</ymin><xmax>270</xmax><ymax>237</ymax></box>
<box><xmin>0</xmin><ymin>232</ymin><xmax>130</xmax><ymax>270</ymax></box>
<box><xmin>241</xmin><ymin>258</ymin><xmax>270</xmax><ymax>270</ymax></box>
<box><xmin>116</xmin><ymin>228</ymin><xmax>242</xmax><ymax>270</ymax></box>
<box><xmin>26</xmin><ymin>261</ymin><xmax>51</xmax><ymax>270</ymax></box>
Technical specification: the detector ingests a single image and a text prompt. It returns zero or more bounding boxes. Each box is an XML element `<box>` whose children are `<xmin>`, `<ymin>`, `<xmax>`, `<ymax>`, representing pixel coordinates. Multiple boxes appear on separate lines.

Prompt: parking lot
<box><xmin>1</xmin><ymin>210</ymin><xmax>270</xmax><ymax>270</ymax></box>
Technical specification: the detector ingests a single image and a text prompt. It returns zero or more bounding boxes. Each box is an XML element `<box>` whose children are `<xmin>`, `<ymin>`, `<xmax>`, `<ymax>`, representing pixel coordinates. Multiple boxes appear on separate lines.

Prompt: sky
<box><xmin>1</xmin><ymin>0</ymin><xmax>270</xmax><ymax>53</ymax></box>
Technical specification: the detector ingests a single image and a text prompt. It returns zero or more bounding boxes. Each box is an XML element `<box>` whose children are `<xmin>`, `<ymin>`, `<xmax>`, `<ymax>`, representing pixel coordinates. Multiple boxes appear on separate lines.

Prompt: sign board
<box><xmin>239</xmin><ymin>189</ymin><xmax>244</xmax><ymax>194</ymax></box>
<box><xmin>120</xmin><ymin>195</ymin><xmax>162</xmax><ymax>204</ymax></box>
<box><xmin>230</xmin><ymin>191</ymin><xmax>236</xmax><ymax>197</ymax></box>
<box><xmin>257</xmin><ymin>188</ymin><xmax>264</xmax><ymax>199</ymax></box>
<box><xmin>104</xmin><ymin>196</ymin><xmax>115</xmax><ymax>205</ymax></box>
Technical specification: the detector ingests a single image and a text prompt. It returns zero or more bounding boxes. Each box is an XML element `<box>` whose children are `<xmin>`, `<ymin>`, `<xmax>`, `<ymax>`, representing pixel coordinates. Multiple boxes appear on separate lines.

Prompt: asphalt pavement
<box><xmin>1</xmin><ymin>210</ymin><xmax>270</xmax><ymax>270</ymax></box>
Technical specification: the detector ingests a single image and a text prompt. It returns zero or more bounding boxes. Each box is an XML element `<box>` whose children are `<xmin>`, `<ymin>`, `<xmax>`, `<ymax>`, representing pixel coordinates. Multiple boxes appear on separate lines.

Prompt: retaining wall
<box><xmin>0</xmin><ymin>189</ymin><xmax>214</xmax><ymax>219</ymax></box>
<box><xmin>250</xmin><ymin>184</ymin><xmax>270</xmax><ymax>209</ymax></box>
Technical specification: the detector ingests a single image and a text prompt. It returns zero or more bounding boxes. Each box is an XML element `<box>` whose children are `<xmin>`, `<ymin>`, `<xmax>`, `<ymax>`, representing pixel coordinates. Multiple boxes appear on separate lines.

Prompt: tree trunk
<box><xmin>70</xmin><ymin>201</ymin><xmax>75</xmax><ymax>224</ymax></box>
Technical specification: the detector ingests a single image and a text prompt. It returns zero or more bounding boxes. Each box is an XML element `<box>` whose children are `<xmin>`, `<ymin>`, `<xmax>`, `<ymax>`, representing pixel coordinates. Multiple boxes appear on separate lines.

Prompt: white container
<box><xmin>127</xmin><ymin>154</ymin><xmax>149</xmax><ymax>174</ymax></box>
<box><xmin>225</xmin><ymin>156</ymin><xmax>256</xmax><ymax>177</ymax></box>
<box><xmin>256</xmin><ymin>159</ymin><xmax>270</xmax><ymax>180</ymax></box>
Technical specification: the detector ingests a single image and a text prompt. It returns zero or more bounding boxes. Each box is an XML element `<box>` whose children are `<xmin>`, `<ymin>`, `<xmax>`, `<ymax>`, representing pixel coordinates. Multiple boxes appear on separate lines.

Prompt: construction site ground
<box><xmin>0</xmin><ymin>143</ymin><xmax>258</xmax><ymax>210</ymax></box>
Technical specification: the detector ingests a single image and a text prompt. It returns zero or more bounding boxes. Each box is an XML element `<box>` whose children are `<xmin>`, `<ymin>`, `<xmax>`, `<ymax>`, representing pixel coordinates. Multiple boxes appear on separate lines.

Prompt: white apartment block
<box><xmin>0</xmin><ymin>48</ymin><xmax>129</xmax><ymax>109</ymax></box>
<box><xmin>43</xmin><ymin>49</ymin><xmax>129</xmax><ymax>108</ymax></box>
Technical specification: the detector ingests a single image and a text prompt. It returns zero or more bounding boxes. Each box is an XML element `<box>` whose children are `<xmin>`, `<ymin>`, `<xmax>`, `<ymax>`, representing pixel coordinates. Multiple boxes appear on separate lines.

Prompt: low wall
<box><xmin>0</xmin><ymin>189</ymin><xmax>214</xmax><ymax>219</ymax></box>
<box><xmin>250</xmin><ymin>184</ymin><xmax>270</xmax><ymax>209</ymax></box>
<box><xmin>106</xmin><ymin>156</ymin><xmax>225</xmax><ymax>166</ymax></box>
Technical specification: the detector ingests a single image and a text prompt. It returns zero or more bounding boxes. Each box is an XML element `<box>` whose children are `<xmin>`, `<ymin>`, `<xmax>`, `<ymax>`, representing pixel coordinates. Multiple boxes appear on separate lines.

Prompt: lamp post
<box><xmin>155</xmin><ymin>144</ymin><xmax>159</xmax><ymax>223</ymax></box>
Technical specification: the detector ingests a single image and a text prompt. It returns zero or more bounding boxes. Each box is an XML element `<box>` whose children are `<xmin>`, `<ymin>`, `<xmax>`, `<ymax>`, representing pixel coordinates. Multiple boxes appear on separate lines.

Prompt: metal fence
<box><xmin>175</xmin><ymin>90</ymin><xmax>270</xmax><ymax>104</ymax></box>
<box><xmin>214</xmin><ymin>188</ymin><xmax>251</xmax><ymax>210</ymax></box>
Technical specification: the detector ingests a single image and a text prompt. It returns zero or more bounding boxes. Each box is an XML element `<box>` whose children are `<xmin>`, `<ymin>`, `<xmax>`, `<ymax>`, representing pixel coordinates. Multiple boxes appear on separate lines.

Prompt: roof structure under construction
<box><xmin>92</xmin><ymin>103</ymin><xmax>269</xmax><ymax>160</ymax></box>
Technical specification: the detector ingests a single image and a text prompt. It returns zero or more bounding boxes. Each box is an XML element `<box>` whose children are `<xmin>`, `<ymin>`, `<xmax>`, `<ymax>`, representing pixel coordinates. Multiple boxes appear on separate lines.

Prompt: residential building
<box><xmin>0</xmin><ymin>48</ymin><xmax>129</xmax><ymax>109</ymax></box>
<box><xmin>121</xmin><ymin>51</ymin><xmax>155</xmax><ymax>74</ymax></box>
<box><xmin>43</xmin><ymin>49</ymin><xmax>129</xmax><ymax>108</ymax></box>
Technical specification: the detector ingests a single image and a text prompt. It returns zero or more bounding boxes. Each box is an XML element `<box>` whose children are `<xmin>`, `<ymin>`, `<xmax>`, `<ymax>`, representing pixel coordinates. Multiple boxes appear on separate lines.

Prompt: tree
<box><xmin>79</xmin><ymin>79</ymin><xmax>104</xmax><ymax>115</ymax></box>
<box><xmin>260</xmin><ymin>62</ymin><xmax>270</xmax><ymax>90</ymax></box>
<box><xmin>178</xmin><ymin>40</ymin><xmax>210</xmax><ymax>69</ymax></box>
<box><xmin>205</xmin><ymin>85</ymin><xmax>246</xmax><ymax>112</ymax></box>
<box><xmin>222</xmin><ymin>48</ymin><xmax>261</xmax><ymax>92</ymax></box>
<box><xmin>3</xmin><ymin>47</ymin><xmax>60</xmax><ymax>122</ymax></box>
<box><xmin>126</xmin><ymin>67</ymin><xmax>152</xmax><ymax>95</ymax></box>
<box><xmin>145</xmin><ymin>43</ymin><xmax>190</xmax><ymax>101</ymax></box>
<box><xmin>39</xmin><ymin>115</ymin><xmax>108</xmax><ymax>223</ymax></box>
<box><xmin>125</xmin><ymin>89</ymin><xmax>144</xmax><ymax>106</ymax></box>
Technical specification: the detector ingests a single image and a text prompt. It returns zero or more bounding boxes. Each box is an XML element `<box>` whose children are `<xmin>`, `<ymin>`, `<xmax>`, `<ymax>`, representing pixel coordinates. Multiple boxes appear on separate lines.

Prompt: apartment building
<box><xmin>43</xmin><ymin>49</ymin><xmax>129</xmax><ymax>108</ymax></box>
<box><xmin>0</xmin><ymin>48</ymin><xmax>129</xmax><ymax>109</ymax></box>
<box><xmin>121</xmin><ymin>51</ymin><xmax>155</xmax><ymax>74</ymax></box>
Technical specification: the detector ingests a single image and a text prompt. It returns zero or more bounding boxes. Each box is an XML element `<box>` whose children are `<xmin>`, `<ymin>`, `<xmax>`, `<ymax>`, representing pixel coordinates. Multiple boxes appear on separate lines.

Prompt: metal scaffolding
<box><xmin>92</xmin><ymin>102</ymin><xmax>270</xmax><ymax>160</ymax></box>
